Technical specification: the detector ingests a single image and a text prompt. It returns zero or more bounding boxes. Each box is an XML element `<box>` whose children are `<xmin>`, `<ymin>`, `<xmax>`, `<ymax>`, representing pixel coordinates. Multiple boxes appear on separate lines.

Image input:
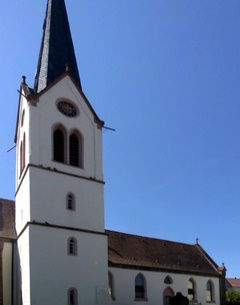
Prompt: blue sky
<box><xmin>0</xmin><ymin>1</ymin><xmax>240</xmax><ymax>278</ymax></box>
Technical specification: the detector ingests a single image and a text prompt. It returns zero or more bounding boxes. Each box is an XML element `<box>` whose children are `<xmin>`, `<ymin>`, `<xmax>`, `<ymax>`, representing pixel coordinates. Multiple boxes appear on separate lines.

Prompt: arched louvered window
<box><xmin>22</xmin><ymin>133</ymin><xmax>26</xmax><ymax>170</ymax></box>
<box><xmin>69</xmin><ymin>132</ymin><xmax>83</xmax><ymax>167</ymax></box>
<box><xmin>53</xmin><ymin>128</ymin><xmax>65</xmax><ymax>162</ymax></box>
<box><xmin>20</xmin><ymin>134</ymin><xmax>26</xmax><ymax>176</ymax></box>
<box><xmin>20</xmin><ymin>142</ymin><xmax>23</xmax><ymax>174</ymax></box>
<box><xmin>53</xmin><ymin>126</ymin><xmax>82</xmax><ymax>167</ymax></box>
<box><xmin>69</xmin><ymin>134</ymin><xmax>79</xmax><ymax>166</ymax></box>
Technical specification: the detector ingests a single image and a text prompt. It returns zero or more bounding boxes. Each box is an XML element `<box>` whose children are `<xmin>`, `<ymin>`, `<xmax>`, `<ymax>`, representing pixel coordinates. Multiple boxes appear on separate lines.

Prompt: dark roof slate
<box><xmin>0</xmin><ymin>199</ymin><xmax>16</xmax><ymax>239</ymax></box>
<box><xmin>34</xmin><ymin>0</ymin><xmax>81</xmax><ymax>93</ymax></box>
<box><xmin>106</xmin><ymin>230</ymin><xmax>220</xmax><ymax>276</ymax></box>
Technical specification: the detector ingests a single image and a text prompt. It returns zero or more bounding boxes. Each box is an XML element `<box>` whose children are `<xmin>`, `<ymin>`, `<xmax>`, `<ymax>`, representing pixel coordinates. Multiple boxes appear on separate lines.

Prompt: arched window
<box><xmin>68</xmin><ymin>288</ymin><xmax>78</xmax><ymax>305</ymax></box>
<box><xmin>20</xmin><ymin>134</ymin><xmax>26</xmax><ymax>176</ymax></box>
<box><xmin>135</xmin><ymin>274</ymin><xmax>146</xmax><ymax>299</ymax></box>
<box><xmin>164</xmin><ymin>276</ymin><xmax>173</xmax><ymax>284</ymax></box>
<box><xmin>21</xmin><ymin>110</ymin><xmax>25</xmax><ymax>126</ymax></box>
<box><xmin>53</xmin><ymin>128</ymin><xmax>65</xmax><ymax>162</ymax></box>
<box><xmin>69</xmin><ymin>134</ymin><xmax>79</xmax><ymax>166</ymax></box>
<box><xmin>108</xmin><ymin>271</ymin><xmax>115</xmax><ymax>299</ymax></box>
<box><xmin>66</xmin><ymin>193</ymin><xmax>75</xmax><ymax>210</ymax></box>
<box><xmin>68</xmin><ymin>237</ymin><xmax>77</xmax><ymax>255</ymax></box>
<box><xmin>53</xmin><ymin>126</ymin><xmax>83</xmax><ymax>168</ymax></box>
<box><xmin>22</xmin><ymin>133</ymin><xmax>26</xmax><ymax>170</ymax></box>
<box><xmin>20</xmin><ymin>142</ymin><xmax>23</xmax><ymax>174</ymax></box>
<box><xmin>188</xmin><ymin>279</ymin><xmax>195</xmax><ymax>301</ymax></box>
<box><xmin>206</xmin><ymin>280</ymin><xmax>214</xmax><ymax>302</ymax></box>
<box><xmin>69</xmin><ymin>131</ymin><xmax>83</xmax><ymax>168</ymax></box>
<box><xmin>163</xmin><ymin>287</ymin><xmax>174</xmax><ymax>305</ymax></box>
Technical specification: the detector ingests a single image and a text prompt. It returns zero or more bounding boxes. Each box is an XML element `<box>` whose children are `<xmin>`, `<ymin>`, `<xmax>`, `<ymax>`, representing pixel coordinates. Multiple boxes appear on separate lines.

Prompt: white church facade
<box><xmin>0</xmin><ymin>1</ymin><xmax>226</xmax><ymax>305</ymax></box>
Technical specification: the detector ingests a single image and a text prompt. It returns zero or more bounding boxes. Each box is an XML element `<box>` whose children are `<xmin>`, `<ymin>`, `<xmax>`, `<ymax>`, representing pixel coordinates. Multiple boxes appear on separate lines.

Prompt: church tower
<box><xmin>14</xmin><ymin>1</ymin><xmax>111</xmax><ymax>304</ymax></box>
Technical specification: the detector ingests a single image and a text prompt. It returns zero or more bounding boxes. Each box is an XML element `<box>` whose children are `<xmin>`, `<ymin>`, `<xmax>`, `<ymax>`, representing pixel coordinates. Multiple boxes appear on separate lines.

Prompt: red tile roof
<box><xmin>0</xmin><ymin>199</ymin><xmax>16</xmax><ymax>239</ymax></box>
<box><xmin>227</xmin><ymin>278</ymin><xmax>240</xmax><ymax>288</ymax></box>
<box><xmin>0</xmin><ymin>198</ymin><xmax>222</xmax><ymax>277</ymax></box>
<box><xmin>106</xmin><ymin>230</ymin><xmax>220</xmax><ymax>276</ymax></box>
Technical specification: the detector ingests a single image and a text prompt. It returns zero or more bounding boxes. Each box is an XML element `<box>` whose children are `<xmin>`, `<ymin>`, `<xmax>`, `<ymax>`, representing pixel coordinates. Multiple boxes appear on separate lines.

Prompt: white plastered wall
<box><xmin>15</xmin><ymin>92</ymin><xmax>30</xmax><ymax>190</ymax></box>
<box><xmin>16</xmin><ymin>76</ymin><xmax>104</xmax><ymax>234</ymax></box>
<box><xmin>15</xmin><ymin>171</ymin><xmax>30</xmax><ymax>234</ymax></box>
<box><xmin>109</xmin><ymin>267</ymin><xmax>220</xmax><ymax>305</ymax></box>
<box><xmin>29</xmin><ymin>75</ymin><xmax>103</xmax><ymax>181</ymax></box>
<box><xmin>16</xmin><ymin>75</ymin><xmax>105</xmax><ymax>232</ymax></box>
<box><xmin>17</xmin><ymin>227</ymin><xmax>31</xmax><ymax>305</ymax></box>
<box><xmin>28</xmin><ymin>166</ymin><xmax>105</xmax><ymax>232</ymax></box>
<box><xmin>14</xmin><ymin>75</ymin><xmax>108</xmax><ymax>305</ymax></box>
<box><xmin>29</xmin><ymin>224</ymin><xmax>111</xmax><ymax>305</ymax></box>
<box><xmin>2</xmin><ymin>242</ymin><xmax>12</xmax><ymax>305</ymax></box>
<box><xmin>15</xmin><ymin>88</ymin><xmax>31</xmax><ymax>235</ymax></box>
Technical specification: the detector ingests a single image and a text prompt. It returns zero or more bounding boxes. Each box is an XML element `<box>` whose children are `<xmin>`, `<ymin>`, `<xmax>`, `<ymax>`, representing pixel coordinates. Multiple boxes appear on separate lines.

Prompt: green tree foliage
<box><xmin>226</xmin><ymin>290</ymin><xmax>240</xmax><ymax>305</ymax></box>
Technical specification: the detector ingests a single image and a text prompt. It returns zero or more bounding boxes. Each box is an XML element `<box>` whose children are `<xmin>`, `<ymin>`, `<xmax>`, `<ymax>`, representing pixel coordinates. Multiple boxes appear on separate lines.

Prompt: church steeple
<box><xmin>34</xmin><ymin>0</ymin><xmax>81</xmax><ymax>93</ymax></box>
<box><xmin>14</xmin><ymin>1</ymin><xmax>110</xmax><ymax>304</ymax></box>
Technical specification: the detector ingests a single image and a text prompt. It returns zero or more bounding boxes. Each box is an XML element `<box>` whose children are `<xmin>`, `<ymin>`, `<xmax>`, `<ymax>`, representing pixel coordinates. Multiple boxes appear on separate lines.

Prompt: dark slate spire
<box><xmin>34</xmin><ymin>0</ymin><xmax>81</xmax><ymax>93</ymax></box>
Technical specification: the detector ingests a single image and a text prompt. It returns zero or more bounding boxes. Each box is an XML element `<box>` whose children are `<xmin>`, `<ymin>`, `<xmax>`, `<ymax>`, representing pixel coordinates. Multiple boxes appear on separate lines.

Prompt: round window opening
<box><xmin>57</xmin><ymin>101</ymin><xmax>78</xmax><ymax>117</ymax></box>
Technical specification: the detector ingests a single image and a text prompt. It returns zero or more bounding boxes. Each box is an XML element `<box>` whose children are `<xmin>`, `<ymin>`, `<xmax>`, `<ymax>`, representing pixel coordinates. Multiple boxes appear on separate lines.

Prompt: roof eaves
<box><xmin>108</xmin><ymin>261</ymin><xmax>220</xmax><ymax>277</ymax></box>
<box><xmin>195</xmin><ymin>243</ymin><xmax>220</xmax><ymax>272</ymax></box>
<box><xmin>106</xmin><ymin>229</ymin><xmax>196</xmax><ymax>247</ymax></box>
<box><xmin>32</xmin><ymin>70</ymin><xmax>104</xmax><ymax>129</ymax></box>
<box><xmin>14</xmin><ymin>78</ymin><xmax>34</xmax><ymax>143</ymax></box>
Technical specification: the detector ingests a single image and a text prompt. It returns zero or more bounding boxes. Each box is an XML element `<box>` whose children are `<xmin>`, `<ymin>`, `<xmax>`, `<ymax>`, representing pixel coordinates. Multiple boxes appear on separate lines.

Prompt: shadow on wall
<box><xmin>170</xmin><ymin>292</ymin><xmax>189</xmax><ymax>305</ymax></box>
<box><xmin>14</xmin><ymin>242</ymin><xmax>23</xmax><ymax>305</ymax></box>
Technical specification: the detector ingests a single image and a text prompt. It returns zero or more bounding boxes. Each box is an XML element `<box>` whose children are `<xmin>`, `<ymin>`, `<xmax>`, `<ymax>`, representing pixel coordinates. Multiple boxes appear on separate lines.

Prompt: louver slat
<box><xmin>54</xmin><ymin>129</ymin><xmax>64</xmax><ymax>162</ymax></box>
<box><xmin>70</xmin><ymin>134</ymin><xmax>79</xmax><ymax>166</ymax></box>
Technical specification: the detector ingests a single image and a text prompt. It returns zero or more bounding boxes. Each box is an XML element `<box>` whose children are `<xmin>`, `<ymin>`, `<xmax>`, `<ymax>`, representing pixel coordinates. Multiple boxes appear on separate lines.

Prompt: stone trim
<box><xmin>15</xmin><ymin>163</ymin><xmax>105</xmax><ymax>196</ymax></box>
<box><xmin>17</xmin><ymin>221</ymin><xmax>107</xmax><ymax>240</ymax></box>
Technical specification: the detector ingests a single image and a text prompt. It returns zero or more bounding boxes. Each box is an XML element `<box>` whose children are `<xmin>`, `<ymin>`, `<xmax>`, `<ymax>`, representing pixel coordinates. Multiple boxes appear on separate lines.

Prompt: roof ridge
<box><xmin>106</xmin><ymin>229</ymin><xmax>195</xmax><ymax>247</ymax></box>
<box><xmin>227</xmin><ymin>278</ymin><xmax>240</xmax><ymax>280</ymax></box>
